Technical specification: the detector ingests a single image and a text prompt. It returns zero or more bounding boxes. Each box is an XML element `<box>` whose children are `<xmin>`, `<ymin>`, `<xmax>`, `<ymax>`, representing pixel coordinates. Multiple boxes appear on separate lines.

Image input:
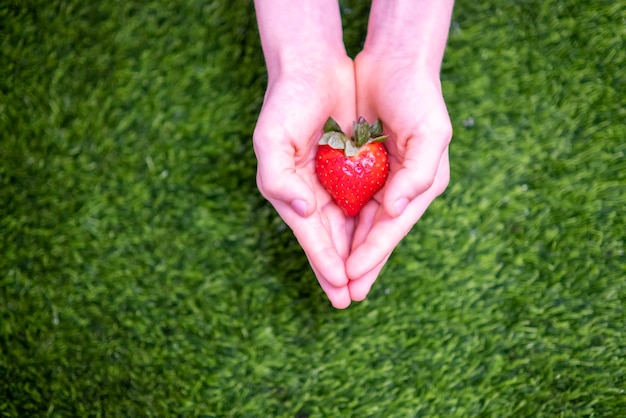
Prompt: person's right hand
<box><xmin>253</xmin><ymin>54</ymin><xmax>357</xmax><ymax>309</ymax></box>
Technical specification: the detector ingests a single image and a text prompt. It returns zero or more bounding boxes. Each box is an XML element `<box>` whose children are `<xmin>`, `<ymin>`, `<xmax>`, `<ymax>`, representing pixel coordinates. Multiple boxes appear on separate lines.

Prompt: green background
<box><xmin>1</xmin><ymin>0</ymin><xmax>624</xmax><ymax>416</ymax></box>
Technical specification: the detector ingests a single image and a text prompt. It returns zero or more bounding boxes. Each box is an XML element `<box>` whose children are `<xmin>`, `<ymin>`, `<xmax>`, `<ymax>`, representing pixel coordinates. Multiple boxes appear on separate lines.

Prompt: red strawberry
<box><xmin>315</xmin><ymin>116</ymin><xmax>389</xmax><ymax>217</ymax></box>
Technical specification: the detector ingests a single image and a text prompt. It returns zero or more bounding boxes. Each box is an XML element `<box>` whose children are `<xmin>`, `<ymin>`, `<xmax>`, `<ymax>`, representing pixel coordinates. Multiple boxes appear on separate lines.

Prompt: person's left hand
<box><xmin>346</xmin><ymin>50</ymin><xmax>453</xmax><ymax>301</ymax></box>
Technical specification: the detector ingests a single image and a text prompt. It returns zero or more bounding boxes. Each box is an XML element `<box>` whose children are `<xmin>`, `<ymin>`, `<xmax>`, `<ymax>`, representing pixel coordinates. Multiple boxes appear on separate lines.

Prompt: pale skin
<box><xmin>253</xmin><ymin>0</ymin><xmax>454</xmax><ymax>308</ymax></box>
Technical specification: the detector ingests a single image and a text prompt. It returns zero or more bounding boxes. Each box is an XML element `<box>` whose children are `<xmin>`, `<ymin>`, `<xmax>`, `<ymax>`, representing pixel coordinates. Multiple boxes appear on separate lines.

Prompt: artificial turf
<box><xmin>1</xmin><ymin>0</ymin><xmax>624</xmax><ymax>416</ymax></box>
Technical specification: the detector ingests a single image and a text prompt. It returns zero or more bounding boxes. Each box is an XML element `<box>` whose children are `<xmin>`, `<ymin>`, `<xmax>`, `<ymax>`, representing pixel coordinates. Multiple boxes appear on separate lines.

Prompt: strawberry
<box><xmin>316</xmin><ymin>116</ymin><xmax>389</xmax><ymax>217</ymax></box>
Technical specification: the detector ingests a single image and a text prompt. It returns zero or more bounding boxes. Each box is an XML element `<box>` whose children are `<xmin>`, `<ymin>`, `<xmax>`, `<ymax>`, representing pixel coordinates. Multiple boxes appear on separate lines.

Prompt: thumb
<box><xmin>253</xmin><ymin>127</ymin><xmax>317</xmax><ymax>217</ymax></box>
<box><xmin>383</xmin><ymin>122</ymin><xmax>452</xmax><ymax>217</ymax></box>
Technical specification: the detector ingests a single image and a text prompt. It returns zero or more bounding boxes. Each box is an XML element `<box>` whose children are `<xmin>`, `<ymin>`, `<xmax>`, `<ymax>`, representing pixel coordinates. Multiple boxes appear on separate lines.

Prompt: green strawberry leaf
<box><xmin>319</xmin><ymin>132</ymin><xmax>347</xmax><ymax>149</ymax></box>
<box><xmin>319</xmin><ymin>132</ymin><xmax>332</xmax><ymax>145</ymax></box>
<box><xmin>370</xmin><ymin>119</ymin><xmax>383</xmax><ymax>136</ymax></box>
<box><xmin>323</xmin><ymin>117</ymin><xmax>343</xmax><ymax>133</ymax></box>
<box><xmin>344</xmin><ymin>140</ymin><xmax>359</xmax><ymax>157</ymax></box>
<box><xmin>320</xmin><ymin>116</ymin><xmax>386</xmax><ymax>154</ymax></box>
<box><xmin>355</xmin><ymin>116</ymin><xmax>371</xmax><ymax>146</ymax></box>
<box><xmin>370</xmin><ymin>135</ymin><xmax>388</xmax><ymax>143</ymax></box>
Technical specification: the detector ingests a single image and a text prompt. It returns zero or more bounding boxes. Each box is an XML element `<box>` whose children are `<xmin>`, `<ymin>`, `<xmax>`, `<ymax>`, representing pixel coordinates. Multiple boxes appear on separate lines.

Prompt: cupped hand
<box><xmin>346</xmin><ymin>51</ymin><xmax>453</xmax><ymax>301</ymax></box>
<box><xmin>253</xmin><ymin>55</ymin><xmax>357</xmax><ymax>308</ymax></box>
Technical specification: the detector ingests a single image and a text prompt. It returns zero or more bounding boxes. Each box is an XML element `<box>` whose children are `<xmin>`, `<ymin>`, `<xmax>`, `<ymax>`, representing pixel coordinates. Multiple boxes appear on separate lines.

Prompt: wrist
<box><xmin>254</xmin><ymin>0</ymin><xmax>347</xmax><ymax>79</ymax></box>
<box><xmin>264</xmin><ymin>42</ymin><xmax>349</xmax><ymax>81</ymax></box>
<box><xmin>362</xmin><ymin>0</ymin><xmax>454</xmax><ymax>76</ymax></box>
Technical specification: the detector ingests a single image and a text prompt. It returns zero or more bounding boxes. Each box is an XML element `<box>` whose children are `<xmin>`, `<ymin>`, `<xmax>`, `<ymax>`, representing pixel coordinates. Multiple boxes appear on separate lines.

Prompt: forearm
<box><xmin>254</xmin><ymin>0</ymin><xmax>347</xmax><ymax>76</ymax></box>
<box><xmin>363</xmin><ymin>0</ymin><xmax>454</xmax><ymax>74</ymax></box>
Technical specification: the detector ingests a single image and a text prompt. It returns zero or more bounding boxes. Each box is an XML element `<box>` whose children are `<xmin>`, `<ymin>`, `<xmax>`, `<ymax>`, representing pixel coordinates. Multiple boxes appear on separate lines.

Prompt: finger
<box><xmin>384</xmin><ymin>120</ymin><xmax>452</xmax><ymax>217</ymax></box>
<box><xmin>346</xmin><ymin>213</ymin><xmax>411</xmax><ymax>280</ymax></box>
<box><xmin>349</xmin><ymin>199</ymin><xmax>379</xmax><ymax>255</ymax></box>
<box><xmin>329</xmin><ymin>207</ymin><xmax>355</xmax><ymax>261</ymax></box>
<box><xmin>312</xmin><ymin>264</ymin><xmax>352</xmax><ymax>309</ymax></box>
<box><xmin>322</xmin><ymin>283</ymin><xmax>352</xmax><ymax>309</ymax></box>
<box><xmin>348</xmin><ymin>254</ymin><xmax>390</xmax><ymax>302</ymax></box>
<box><xmin>301</xmin><ymin>222</ymin><xmax>352</xmax><ymax>309</ymax></box>
<box><xmin>273</xmin><ymin>200</ymin><xmax>349</xmax><ymax>287</ymax></box>
<box><xmin>347</xmin><ymin>154</ymin><xmax>449</xmax><ymax>279</ymax></box>
<box><xmin>254</xmin><ymin>137</ymin><xmax>318</xmax><ymax>217</ymax></box>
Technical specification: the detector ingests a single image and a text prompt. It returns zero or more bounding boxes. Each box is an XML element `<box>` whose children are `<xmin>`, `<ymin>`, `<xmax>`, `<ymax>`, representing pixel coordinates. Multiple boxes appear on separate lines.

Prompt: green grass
<box><xmin>1</xmin><ymin>0</ymin><xmax>624</xmax><ymax>416</ymax></box>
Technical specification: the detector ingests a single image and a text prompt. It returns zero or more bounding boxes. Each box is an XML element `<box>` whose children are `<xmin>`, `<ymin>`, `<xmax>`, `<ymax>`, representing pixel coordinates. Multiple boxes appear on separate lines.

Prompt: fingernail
<box><xmin>394</xmin><ymin>197</ymin><xmax>409</xmax><ymax>215</ymax></box>
<box><xmin>291</xmin><ymin>199</ymin><xmax>308</xmax><ymax>217</ymax></box>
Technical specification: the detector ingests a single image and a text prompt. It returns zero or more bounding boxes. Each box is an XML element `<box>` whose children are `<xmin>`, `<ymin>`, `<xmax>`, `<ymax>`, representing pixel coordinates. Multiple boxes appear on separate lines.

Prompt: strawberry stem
<box><xmin>321</xmin><ymin>116</ymin><xmax>387</xmax><ymax>156</ymax></box>
<box><xmin>355</xmin><ymin>117</ymin><xmax>371</xmax><ymax>147</ymax></box>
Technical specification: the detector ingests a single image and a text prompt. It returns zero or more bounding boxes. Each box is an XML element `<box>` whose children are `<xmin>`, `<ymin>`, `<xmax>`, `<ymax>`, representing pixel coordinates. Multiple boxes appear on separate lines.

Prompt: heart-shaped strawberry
<box><xmin>315</xmin><ymin>117</ymin><xmax>389</xmax><ymax>217</ymax></box>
